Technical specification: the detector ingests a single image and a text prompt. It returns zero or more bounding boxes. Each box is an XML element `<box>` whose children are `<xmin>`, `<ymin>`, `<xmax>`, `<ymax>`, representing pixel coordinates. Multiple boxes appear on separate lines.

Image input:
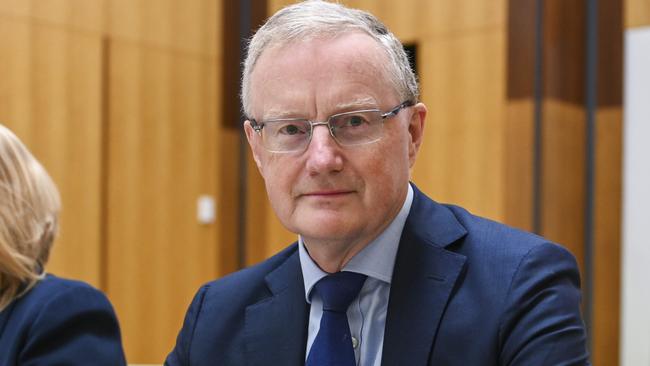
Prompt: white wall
<box><xmin>621</xmin><ymin>26</ymin><xmax>650</xmax><ymax>366</ymax></box>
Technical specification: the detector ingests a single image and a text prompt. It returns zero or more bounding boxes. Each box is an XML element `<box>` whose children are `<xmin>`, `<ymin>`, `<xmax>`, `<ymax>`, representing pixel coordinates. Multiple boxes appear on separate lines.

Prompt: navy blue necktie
<box><xmin>306</xmin><ymin>271</ymin><xmax>367</xmax><ymax>366</ymax></box>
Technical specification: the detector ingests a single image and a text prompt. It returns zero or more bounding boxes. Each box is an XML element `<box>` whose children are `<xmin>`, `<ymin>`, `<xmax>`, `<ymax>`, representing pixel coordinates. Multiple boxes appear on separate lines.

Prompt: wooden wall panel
<box><xmin>592</xmin><ymin>107</ymin><xmax>622</xmax><ymax>366</ymax></box>
<box><xmin>106</xmin><ymin>40</ymin><xmax>219</xmax><ymax>363</ymax></box>
<box><xmin>29</xmin><ymin>0</ymin><xmax>105</xmax><ymax>33</ymax></box>
<box><xmin>413</xmin><ymin>30</ymin><xmax>506</xmax><ymax>221</ymax></box>
<box><xmin>539</xmin><ymin>100</ymin><xmax>586</xmax><ymax>268</ymax></box>
<box><xmin>625</xmin><ymin>0</ymin><xmax>650</xmax><ymax>28</ymax></box>
<box><xmin>270</xmin><ymin>0</ymin><xmax>506</xmax><ymax>42</ymax></box>
<box><xmin>2</xmin><ymin>0</ymin><xmax>226</xmax><ymax>362</ymax></box>
<box><xmin>108</xmin><ymin>0</ymin><xmax>218</xmax><ymax>56</ymax></box>
<box><xmin>504</xmin><ymin>100</ymin><xmax>534</xmax><ymax>231</ymax></box>
<box><xmin>244</xmin><ymin>154</ymin><xmax>270</xmax><ymax>266</ymax></box>
<box><xmin>104</xmin><ymin>1</ymin><xmax>222</xmax><ymax>362</ymax></box>
<box><xmin>0</xmin><ymin>1</ymin><xmax>30</xmax><ymax>18</ymax></box>
<box><xmin>348</xmin><ymin>0</ymin><xmax>506</xmax><ymax>41</ymax></box>
<box><xmin>0</xmin><ymin>13</ymin><xmax>103</xmax><ymax>287</ymax></box>
<box><xmin>218</xmin><ymin>128</ymin><xmax>242</xmax><ymax>275</ymax></box>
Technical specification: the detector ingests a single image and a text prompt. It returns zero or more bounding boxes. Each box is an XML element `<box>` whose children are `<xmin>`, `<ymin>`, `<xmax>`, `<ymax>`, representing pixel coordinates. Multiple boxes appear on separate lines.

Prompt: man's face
<box><xmin>245</xmin><ymin>32</ymin><xmax>426</xmax><ymax>252</ymax></box>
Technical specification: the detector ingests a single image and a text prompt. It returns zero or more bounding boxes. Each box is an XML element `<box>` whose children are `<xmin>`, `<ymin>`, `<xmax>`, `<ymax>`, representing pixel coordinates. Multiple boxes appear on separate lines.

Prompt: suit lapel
<box><xmin>381</xmin><ymin>185</ymin><xmax>468</xmax><ymax>366</ymax></box>
<box><xmin>244</xmin><ymin>249</ymin><xmax>309</xmax><ymax>366</ymax></box>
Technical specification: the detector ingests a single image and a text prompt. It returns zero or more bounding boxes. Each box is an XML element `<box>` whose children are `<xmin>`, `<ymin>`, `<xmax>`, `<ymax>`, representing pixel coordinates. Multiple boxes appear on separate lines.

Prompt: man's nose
<box><xmin>304</xmin><ymin>124</ymin><xmax>344</xmax><ymax>174</ymax></box>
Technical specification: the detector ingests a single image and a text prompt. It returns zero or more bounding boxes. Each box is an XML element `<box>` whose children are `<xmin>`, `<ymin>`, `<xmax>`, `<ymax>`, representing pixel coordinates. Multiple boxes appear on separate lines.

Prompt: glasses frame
<box><xmin>249</xmin><ymin>100</ymin><xmax>414</xmax><ymax>153</ymax></box>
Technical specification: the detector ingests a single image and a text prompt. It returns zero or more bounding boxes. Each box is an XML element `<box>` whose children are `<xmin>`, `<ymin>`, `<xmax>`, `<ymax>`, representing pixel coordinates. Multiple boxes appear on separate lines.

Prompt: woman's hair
<box><xmin>0</xmin><ymin>124</ymin><xmax>60</xmax><ymax>310</ymax></box>
<box><xmin>241</xmin><ymin>0</ymin><xmax>419</xmax><ymax>118</ymax></box>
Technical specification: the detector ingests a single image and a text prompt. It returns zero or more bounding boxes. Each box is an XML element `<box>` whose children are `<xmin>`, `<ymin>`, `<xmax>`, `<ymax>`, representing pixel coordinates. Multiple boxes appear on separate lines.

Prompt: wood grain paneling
<box><xmin>412</xmin><ymin>30</ymin><xmax>506</xmax><ymax>221</ymax></box>
<box><xmin>29</xmin><ymin>0</ymin><xmax>105</xmax><ymax>33</ymax></box>
<box><xmin>540</xmin><ymin>100</ymin><xmax>586</xmax><ymax>268</ymax></box>
<box><xmin>106</xmin><ymin>40</ymin><xmax>219</xmax><ymax>363</ymax></box>
<box><xmin>349</xmin><ymin>0</ymin><xmax>505</xmax><ymax>41</ymax></box>
<box><xmin>244</xmin><ymin>152</ymin><xmax>269</xmax><ymax>266</ymax></box>
<box><xmin>598</xmin><ymin>0</ymin><xmax>623</xmax><ymax>107</ymax></box>
<box><xmin>625</xmin><ymin>0</ymin><xmax>650</xmax><ymax>28</ymax></box>
<box><xmin>542</xmin><ymin>0</ymin><xmax>586</xmax><ymax>104</ymax></box>
<box><xmin>506</xmin><ymin>0</ymin><xmax>535</xmax><ymax>100</ymax></box>
<box><xmin>218</xmin><ymin>128</ymin><xmax>242</xmax><ymax>275</ymax></box>
<box><xmin>270</xmin><ymin>0</ymin><xmax>506</xmax><ymax>42</ymax></box>
<box><xmin>107</xmin><ymin>0</ymin><xmax>218</xmax><ymax>56</ymax></box>
<box><xmin>0</xmin><ymin>1</ymin><xmax>105</xmax><ymax>33</ymax></box>
<box><xmin>2</xmin><ymin>0</ymin><xmax>227</xmax><ymax>363</ymax></box>
<box><xmin>504</xmin><ymin>100</ymin><xmax>534</xmax><ymax>231</ymax></box>
<box><xmin>0</xmin><ymin>15</ymin><xmax>104</xmax><ymax>287</ymax></box>
<box><xmin>592</xmin><ymin>107</ymin><xmax>622</xmax><ymax>366</ymax></box>
<box><xmin>0</xmin><ymin>0</ymin><xmax>30</xmax><ymax>18</ymax></box>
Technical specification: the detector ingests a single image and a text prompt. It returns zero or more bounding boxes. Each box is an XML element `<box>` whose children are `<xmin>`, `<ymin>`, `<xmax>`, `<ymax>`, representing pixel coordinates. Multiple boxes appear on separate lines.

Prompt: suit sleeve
<box><xmin>165</xmin><ymin>284</ymin><xmax>209</xmax><ymax>366</ymax></box>
<box><xmin>19</xmin><ymin>285</ymin><xmax>127</xmax><ymax>366</ymax></box>
<box><xmin>498</xmin><ymin>242</ymin><xmax>590</xmax><ymax>366</ymax></box>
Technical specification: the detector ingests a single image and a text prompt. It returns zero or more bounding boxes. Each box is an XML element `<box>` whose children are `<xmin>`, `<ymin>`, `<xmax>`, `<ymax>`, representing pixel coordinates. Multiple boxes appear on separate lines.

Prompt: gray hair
<box><xmin>241</xmin><ymin>0</ymin><xmax>419</xmax><ymax>118</ymax></box>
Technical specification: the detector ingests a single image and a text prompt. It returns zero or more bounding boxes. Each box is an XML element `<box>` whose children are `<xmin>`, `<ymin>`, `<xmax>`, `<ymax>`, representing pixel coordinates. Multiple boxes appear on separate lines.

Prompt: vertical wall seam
<box><xmin>533</xmin><ymin>0</ymin><xmax>544</xmax><ymax>235</ymax></box>
<box><xmin>236</xmin><ymin>0</ymin><xmax>252</xmax><ymax>270</ymax></box>
<box><xmin>584</xmin><ymin>0</ymin><xmax>598</xmax><ymax>354</ymax></box>
<box><xmin>99</xmin><ymin>36</ymin><xmax>110</xmax><ymax>292</ymax></box>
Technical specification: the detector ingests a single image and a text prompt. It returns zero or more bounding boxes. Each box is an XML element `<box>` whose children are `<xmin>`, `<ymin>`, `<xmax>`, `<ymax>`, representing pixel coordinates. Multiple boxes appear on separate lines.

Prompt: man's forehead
<box><xmin>261</xmin><ymin>96</ymin><xmax>381</xmax><ymax>120</ymax></box>
<box><xmin>255</xmin><ymin>32</ymin><xmax>386</xmax><ymax>73</ymax></box>
<box><xmin>248</xmin><ymin>33</ymin><xmax>394</xmax><ymax>118</ymax></box>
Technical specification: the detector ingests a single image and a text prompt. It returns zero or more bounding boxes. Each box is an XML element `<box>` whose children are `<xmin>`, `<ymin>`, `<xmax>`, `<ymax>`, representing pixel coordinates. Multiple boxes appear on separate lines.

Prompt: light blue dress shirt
<box><xmin>299</xmin><ymin>185</ymin><xmax>414</xmax><ymax>366</ymax></box>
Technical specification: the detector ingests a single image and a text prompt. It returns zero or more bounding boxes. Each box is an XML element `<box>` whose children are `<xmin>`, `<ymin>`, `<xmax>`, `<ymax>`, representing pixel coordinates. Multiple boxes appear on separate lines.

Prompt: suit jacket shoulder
<box><xmin>167</xmin><ymin>244</ymin><xmax>309</xmax><ymax>366</ymax></box>
<box><xmin>0</xmin><ymin>274</ymin><xmax>126</xmax><ymax>366</ymax></box>
<box><xmin>383</xmin><ymin>184</ymin><xmax>589</xmax><ymax>365</ymax></box>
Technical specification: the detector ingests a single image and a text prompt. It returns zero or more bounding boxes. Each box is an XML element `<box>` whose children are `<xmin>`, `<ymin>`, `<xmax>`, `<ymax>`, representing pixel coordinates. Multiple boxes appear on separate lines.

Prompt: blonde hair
<box><xmin>0</xmin><ymin>124</ymin><xmax>60</xmax><ymax>311</ymax></box>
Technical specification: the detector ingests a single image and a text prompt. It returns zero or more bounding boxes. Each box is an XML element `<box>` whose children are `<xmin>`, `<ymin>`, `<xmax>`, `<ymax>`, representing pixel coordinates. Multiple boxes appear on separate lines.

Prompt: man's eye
<box><xmin>278</xmin><ymin>123</ymin><xmax>306</xmax><ymax>135</ymax></box>
<box><xmin>344</xmin><ymin>115</ymin><xmax>368</xmax><ymax>127</ymax></box>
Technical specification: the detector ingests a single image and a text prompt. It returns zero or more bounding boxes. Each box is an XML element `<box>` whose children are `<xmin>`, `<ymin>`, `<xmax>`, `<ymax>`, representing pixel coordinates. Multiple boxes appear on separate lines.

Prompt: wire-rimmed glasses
<box><xmin>249</xmin><ymin>100</ymin><xmax>414</xmax><ymax>153</ymax></box>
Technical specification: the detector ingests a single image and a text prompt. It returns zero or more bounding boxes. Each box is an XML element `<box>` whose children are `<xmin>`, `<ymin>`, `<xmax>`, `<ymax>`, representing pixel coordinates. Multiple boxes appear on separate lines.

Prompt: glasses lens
<box><xmin>330</xmin><ymin>110</ymin><xmax>383</xmax><ymax>145</ymax></box>
<box><xmin>262</xmin><ymin>120</ymin><xmax>311</xmax><ymax>152</ymax></box>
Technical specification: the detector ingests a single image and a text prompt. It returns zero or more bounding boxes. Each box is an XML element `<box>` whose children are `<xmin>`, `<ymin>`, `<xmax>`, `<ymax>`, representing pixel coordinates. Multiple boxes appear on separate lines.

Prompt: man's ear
<box><xmin>244</xmin><ymin>120</ymin><xmax>265</xmax><ymax>177</ymax></box>
<box><xmin>407</xmin><ymin>102</ymin><xmax>427</xmax><ymax>168</ymax></box>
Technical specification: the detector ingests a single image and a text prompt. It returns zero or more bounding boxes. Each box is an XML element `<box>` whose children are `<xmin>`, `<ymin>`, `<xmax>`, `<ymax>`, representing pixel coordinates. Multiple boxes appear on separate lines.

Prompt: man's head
<box><xmin>242</xmin><ymin>0</ymin><xmax>426</xmax><ymax>269</ymax></box>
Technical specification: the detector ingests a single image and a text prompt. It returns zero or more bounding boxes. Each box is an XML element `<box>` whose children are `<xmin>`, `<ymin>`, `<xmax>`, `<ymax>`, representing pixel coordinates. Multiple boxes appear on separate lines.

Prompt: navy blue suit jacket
<box><xmin>0</xmin><ymin>274</ymin><xmax>126</xmax><ymax>365</ymax></box>
<box><xmin>167</xmin><ymin>185</ymin><xmax>589</xmax><ymax>365</ymax></box>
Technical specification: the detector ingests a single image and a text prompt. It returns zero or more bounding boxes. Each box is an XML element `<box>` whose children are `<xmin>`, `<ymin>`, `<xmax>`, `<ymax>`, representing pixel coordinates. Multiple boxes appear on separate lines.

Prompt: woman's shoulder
<box><xmin>20</xmin><ymin>274</ymin><xmax>112</xmax><ymax>312</ymax></box>
<box><xmin>22</xmin><ymin>274</ymin><xmax>113</xmax><ymax>315</ymax></box>
<box><xmin>34</xmin><ymin>273</ymin><xmax>101</xmax><ymax>293</ymax></box>
<box><xmin>0</xmin><ymin>274</ymin><xmax>126</xmax><ymax>365</ymax></box>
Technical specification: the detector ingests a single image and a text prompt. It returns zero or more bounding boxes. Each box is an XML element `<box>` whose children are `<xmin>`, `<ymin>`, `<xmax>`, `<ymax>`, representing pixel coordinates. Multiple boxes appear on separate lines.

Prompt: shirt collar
<box><xmin>299</xmin><ymin>184</ymin><xmax>414</xmax><ymax>303</ymax></box>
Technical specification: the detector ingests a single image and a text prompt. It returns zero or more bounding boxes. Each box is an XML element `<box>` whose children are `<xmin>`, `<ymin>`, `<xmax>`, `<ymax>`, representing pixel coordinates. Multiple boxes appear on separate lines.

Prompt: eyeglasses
<box><xmin>249</xmin><ymin>100</ymin><xmax>414</xmax><ymax>153</ymax></box>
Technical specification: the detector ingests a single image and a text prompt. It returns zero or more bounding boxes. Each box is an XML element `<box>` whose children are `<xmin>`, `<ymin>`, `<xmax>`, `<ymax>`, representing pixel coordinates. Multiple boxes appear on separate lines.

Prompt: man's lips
<box><xmin>301</xmin><ymin>190</ymin><xmax>354</xmax><ymax>197</ymax></box>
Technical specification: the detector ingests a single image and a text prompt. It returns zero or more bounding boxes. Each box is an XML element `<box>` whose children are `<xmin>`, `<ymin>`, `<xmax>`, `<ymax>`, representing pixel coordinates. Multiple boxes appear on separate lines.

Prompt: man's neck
<box><xmin>302</xmin><ymin>237</ymin><xmax>371</xmax><ymax>273</ymax></box>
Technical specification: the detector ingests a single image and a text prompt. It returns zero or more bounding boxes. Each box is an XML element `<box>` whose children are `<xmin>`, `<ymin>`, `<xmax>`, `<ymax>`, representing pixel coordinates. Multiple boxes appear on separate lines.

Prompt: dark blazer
<box><xmin>0</xmin><ymin>274</ymin><xmax>126</xmax><ymax>366</ymax></box>
<box><xmin>166</xmin><ymin>185</ymin><xmax>589</xmax><ymax>366</ymax></box>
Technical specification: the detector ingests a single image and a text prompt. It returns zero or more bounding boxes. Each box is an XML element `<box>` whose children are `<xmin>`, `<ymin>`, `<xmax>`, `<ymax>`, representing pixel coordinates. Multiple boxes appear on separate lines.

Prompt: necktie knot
<box><xmin>313</xmin><ymin>271</ymin><xmax>367</xmax><ymax>313</ymax></box>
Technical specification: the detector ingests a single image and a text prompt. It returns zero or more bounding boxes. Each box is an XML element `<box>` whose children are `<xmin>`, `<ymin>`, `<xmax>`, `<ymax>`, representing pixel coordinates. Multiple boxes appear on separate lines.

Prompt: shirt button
<box><xmin>351</xmin><ymin>336</ymin><xmax>359</xmax><ymax>349</ymax></box>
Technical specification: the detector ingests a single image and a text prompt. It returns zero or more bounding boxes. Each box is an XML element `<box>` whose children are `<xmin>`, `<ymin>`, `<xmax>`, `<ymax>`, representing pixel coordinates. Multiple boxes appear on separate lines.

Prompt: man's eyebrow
<box><xmin>260</xmin><ymin>109</ymin><xmax>305</xmax><ymax>120</ymax></box>
<box><xmin>334</xmin><ymin>97</ymin><xmax>379</xmax><ymax>111</ymax></box>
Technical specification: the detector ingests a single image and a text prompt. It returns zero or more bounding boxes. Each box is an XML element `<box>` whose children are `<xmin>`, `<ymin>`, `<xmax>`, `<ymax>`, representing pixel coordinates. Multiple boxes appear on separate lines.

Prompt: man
<box><xmin>166</xmin><ymin>1</ymin><xmax>589</xmax><ymax>365</ymax></box>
